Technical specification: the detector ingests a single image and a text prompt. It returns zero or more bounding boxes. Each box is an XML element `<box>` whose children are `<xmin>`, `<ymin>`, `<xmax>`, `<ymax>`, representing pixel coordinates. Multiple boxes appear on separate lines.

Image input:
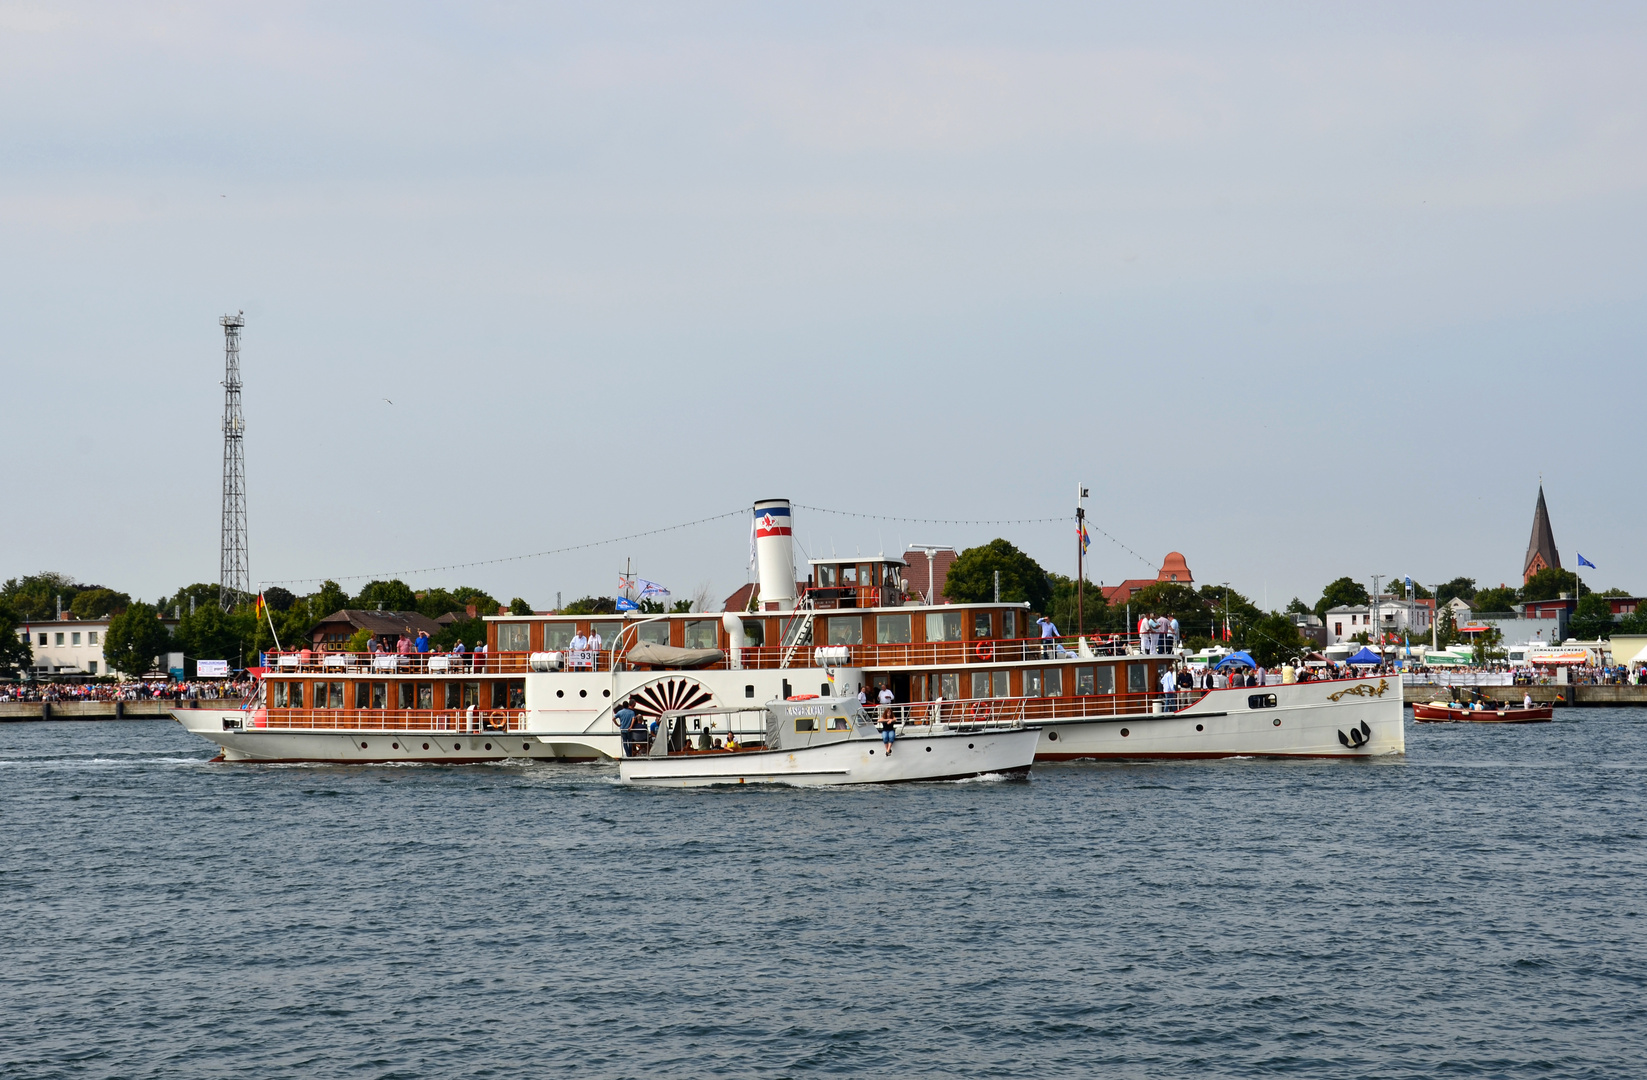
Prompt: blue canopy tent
<box><xmin>1215</xmin><ymin>651</ymin><xmax>1256</xmax><ymax>670</ymax></box>
<box><xmin>1346</xmin><ymin>646</ymin><xmax>1383</xmax><ymax>666</ymax></box>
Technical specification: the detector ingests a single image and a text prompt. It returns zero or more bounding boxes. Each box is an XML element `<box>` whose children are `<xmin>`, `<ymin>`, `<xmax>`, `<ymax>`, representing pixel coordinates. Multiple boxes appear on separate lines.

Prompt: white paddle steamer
<box><xmin>172</xmin><ymin>498</ymin><xmax>1403</xmax><ymax>764</ymax></box>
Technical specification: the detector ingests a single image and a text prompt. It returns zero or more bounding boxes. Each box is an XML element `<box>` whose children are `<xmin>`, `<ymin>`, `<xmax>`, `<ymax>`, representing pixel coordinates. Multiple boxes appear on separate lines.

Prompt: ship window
<box><xmin>328</xmin><ymin>682</ymin><xmax>344</xmax><ymax>708</ymax></box>
<box><xmin>876</xmin><ymin>614</ymin><xmax>911</xmax><ymax>644</ymax></box>
<box><xmin>1248</xmin><ymin>694</ymin><xmax>1278</xmax><ymax>709</ymax></box>
<box><xmin>1046</xmin><ymin>667</ymin><xmax>1065</xmax><ymax>695</ymax></box>
<box><xmin>970</xmin><ymin>671</ymin><xmax>989</xmax><ymax>698</ymax></box>
<box><xmin>371</xmin><ymin>683</ymin><xmax>387</xmax><ymax>709</ymax></box>
<box><xmin>417</xmin><ymin>683</ymin><xmax>433</xmax><ymax>710</ymax></box>
<box><xmin>272</xmin><ymin>682</ymin><xmax>288</xmax><ymax>708</ymax></box>
<box><xmin>939</xmin><ymin>673</ymin><xmax>960</xmax><ymax>700</ymax></box>
<box><xmin>398</xmin><ymin>682</ymin><xmax>413</xmax><ymax>709</ymax></box>
<box><xmin>740</xmin><ymin>621</ymin><xmax>765</xmax><ymax>647</ymax></box>
<box><xmin>992</xmin><ymin>671</ymin><xmax>1010</xmax><ymax>698</ymax></box>
<box><xmin>973</xmin><ymin>612</ymin><xmax>992</xmax><ymax>639</ymax></box>
<box><xmin>637</xmin><ymin>622</ymin><xmax>670</xmax><ymax>646</ymax></box>
<box><xmin>1128</xmin><ymin>664</ymin><xmax>1148</xmax><ymax>693</ymax></box>
<box><xmin>684</xmin><ymin>620</ymin><xmax>718</xmax><ymax>650</ymax></box>
<box><xmin>925</xmin><ymin>612</ymin><xmax>964</xmax><ymax>642</ymax></box>
<box><xmin>544</xmin><ymin>623</ymin><xmax>574</xmax><ymax>650</ymax></box>
<box><xmin>841</xmin><ymin>565</ymin><xmax>858</xmax><ymax>587</ymax></box>
<box><xmin>445</xmin><ymin>682</ymin><xmax>462</xmax><ymax>709</ymax></box>
<box><xmin>463</xmin><ymin>682</ymin><xmax>481</xmax><ymax>708</ymax></box>
<box><xmin>1075</xmin><ymin>667</ymin><xmax>1095</xmax><ymax>695</ymax></box>
<box><xmin>827</xmin><ymin>617</ymin><xmax>863</xmax><ymax>645</ymax></box>
<box><xmin>816</xmin><ymin>564</ymin><xmax>837</xmax><ymax>588</ymax></box>
<box><xmin>288</xmin><ymin>682</ymin><xmax>303</xmax><ymax>709</ymax></box>
<box><xmin>497</xmin><ymin>623</ymin><xmax>529</xmax><ymax>652</ymax></box>
<box><xmin>1026</xmin><ymin>670</ymin><xmax>1044</xmax><ymax>697</ymax></box>
<box><xmin>745</xmin><ymin>684</ymin><xmax>755</xmax><ymax>698</ymax></box>
<box><xmin>355</xmin><ymin>682</ymin><xmax>369</xmax><ymax>708</ymax></box>
<box><xmin>1003</xmin><ymin>610</ymin><xmax>1017</xmax><ymax>639</ymax></box>
<box><xmin>1092</xmin><ymin>666</ymin><xmax>1112</xmax><ymax>694</ymax></box>
<box><xmin>591</xmin><ymin>621</ymin><xmax>621</xmax><ymax>648</ymax></box>
<box><xmin>828</xmin><ymin>715</ymin><xmax>850</xmax><ymax>730</ymax></box>
<box><xmin>795</xmin><ymin>716</ymin><xmax>818</xmax><ymax>732</ymax></box>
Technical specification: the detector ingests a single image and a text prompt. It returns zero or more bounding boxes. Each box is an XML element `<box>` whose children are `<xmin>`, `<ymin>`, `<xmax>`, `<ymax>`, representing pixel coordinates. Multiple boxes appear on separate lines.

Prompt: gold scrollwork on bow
<box><xmin>1328</xmin><ymin>679</ymin><xmax>1389</xmax><ymax>702</ymax></box>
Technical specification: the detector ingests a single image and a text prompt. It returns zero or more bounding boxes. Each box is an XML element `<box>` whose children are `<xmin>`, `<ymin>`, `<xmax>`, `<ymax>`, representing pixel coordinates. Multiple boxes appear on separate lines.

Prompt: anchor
<box><xmin>1337</xmin><ymin>720</ymin><xmax>1373</xmax><ymax>749</ymax></box>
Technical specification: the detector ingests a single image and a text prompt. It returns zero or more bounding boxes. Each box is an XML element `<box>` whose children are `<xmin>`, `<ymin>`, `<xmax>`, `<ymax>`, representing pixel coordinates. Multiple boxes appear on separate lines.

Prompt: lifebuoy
<box><xmin>975</xmin><ymin>640</ymin><xmax>995</xmax><ymax>662</ymax></box>
<box><xmin>970</xmin><ymin>701</ymin><xmax>991</xmax><ymax>721</ymax></box>
<box><xmin>788</xmin><ymin>693</ymin><xmax>819</xmax><ymax>700</ymax></box>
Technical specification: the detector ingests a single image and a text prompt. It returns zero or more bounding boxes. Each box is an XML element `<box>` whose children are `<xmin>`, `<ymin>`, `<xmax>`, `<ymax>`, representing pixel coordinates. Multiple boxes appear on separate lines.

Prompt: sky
<box><xmin>5</xmin><ymin>1</ymin><xmax>1645</xmax><ymax>611</ymax></box>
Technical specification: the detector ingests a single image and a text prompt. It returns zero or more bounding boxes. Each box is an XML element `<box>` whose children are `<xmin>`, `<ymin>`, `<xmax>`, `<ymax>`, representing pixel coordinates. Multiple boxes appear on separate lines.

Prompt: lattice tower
<box><xmin>219</xmin><ymin>312</ymin><xmax>250</xmax><ymax>611</ymax></box>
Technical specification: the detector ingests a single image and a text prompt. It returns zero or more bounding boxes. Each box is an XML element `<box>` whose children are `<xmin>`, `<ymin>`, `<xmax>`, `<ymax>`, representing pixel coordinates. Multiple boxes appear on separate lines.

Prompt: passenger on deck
<box><xmin>614</xmin><ymin>698</ymin><xmax>638</xmax><ymax>755</ymax></box>
<box><xmin>397</xmin><ymin>632</ymin><xmax>414</xmax><ymax>656</ymax></box>
<box><xmin>857</xmin><ymin>684</ymin><xmax>869</xmax><ymax>707</ymax></box>
<box><xmin>569</xmin><ymin>630</ymin><xmax>590</xmax><ymax>670</ymax></box>
<box><xmin>1038</xmin><ymin>616</ymin><xmax>1059</xmax><ymax>659</ymax></box>
<box><xmin>877</xmin><ymin>685</ymin><xmax>894</xmax><ymax>720</ymax></box>
<box><xmin>1168</xmin><ymin>616</ymin><xmax>1181</xmax><ymax>654</ymax></box>
<box><xmin>878</xmin><ymin>711</ymin><xmax>896</xmax><ymax>754</ymax></box>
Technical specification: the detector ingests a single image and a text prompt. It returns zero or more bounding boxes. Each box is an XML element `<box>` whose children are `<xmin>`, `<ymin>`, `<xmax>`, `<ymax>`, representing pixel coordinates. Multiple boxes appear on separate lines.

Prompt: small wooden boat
<box><xmin>1411</xmin><ymin>700</ymin><xmax>1553</xmax><ymax>724</ymax></box>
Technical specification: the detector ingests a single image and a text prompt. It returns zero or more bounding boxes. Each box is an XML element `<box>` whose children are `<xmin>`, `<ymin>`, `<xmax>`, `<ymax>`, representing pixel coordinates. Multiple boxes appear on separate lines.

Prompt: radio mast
<box><xmin>219</xmin><ymin>312</ymin><xmax>250</xmax><ymax>611</ymax></box>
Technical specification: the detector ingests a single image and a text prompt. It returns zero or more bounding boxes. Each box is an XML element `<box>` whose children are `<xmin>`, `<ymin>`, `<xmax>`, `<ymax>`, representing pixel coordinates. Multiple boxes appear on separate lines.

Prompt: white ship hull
<box><xmin>618</xmin><ymin>726</ymin><xmax>1040</xmax><ymax>787</ymax></box>
<box><xmin>171</xmin><ymin>708</ymin><xmax>613</xmax><ymax>763</ymax></box>
<box><xmin>1032</xmin><ymin>678</ymin><xmax>1404</xmax><ymax>760</ymax></box>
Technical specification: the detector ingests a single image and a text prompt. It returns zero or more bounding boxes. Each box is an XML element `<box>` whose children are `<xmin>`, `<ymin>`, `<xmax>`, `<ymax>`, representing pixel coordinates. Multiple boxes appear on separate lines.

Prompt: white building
<box><xmin>1324</xmin><ymin>598</ymin><xmax>1433</xmax><ymax>645</ymax></box>
<box><xmin>16</xmin><ymin>616</ymin><xmax>181</xmax><ymax>678</ymax></box>
<box><xmin>19</xmin><ymin>618</ymin><xmax>112</xmax><ymax>676</ymax></box>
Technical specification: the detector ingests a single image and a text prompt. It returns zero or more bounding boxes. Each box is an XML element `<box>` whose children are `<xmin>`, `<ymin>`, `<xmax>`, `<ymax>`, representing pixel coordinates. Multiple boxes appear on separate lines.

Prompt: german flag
<box><xmin>255</xmin><ymin>593</ymin><xmax>267</xmax><ymax>620</ymax></box>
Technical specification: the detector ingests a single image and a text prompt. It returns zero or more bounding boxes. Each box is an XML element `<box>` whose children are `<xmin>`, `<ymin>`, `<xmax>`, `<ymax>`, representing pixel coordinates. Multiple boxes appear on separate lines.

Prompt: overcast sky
<box><xmin>5</xmin><ymin>2</ymin><xmax>1644</xmax><ymax>611</ymax></box>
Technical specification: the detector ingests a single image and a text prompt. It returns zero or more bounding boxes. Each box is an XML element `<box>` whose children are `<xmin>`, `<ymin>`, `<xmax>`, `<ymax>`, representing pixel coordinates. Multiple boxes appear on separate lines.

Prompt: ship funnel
<box><xmin>752</xmin><ymin>498</ymin><xmax>798</xmax><ymax>612</ymax></box>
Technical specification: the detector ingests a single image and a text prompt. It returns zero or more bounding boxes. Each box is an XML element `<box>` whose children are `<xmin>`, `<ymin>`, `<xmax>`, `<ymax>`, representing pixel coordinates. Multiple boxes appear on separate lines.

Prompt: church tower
<box><xmin>1523</xmin><ymin>484</ymin><xmax>1560</xmax><ymax>584</ymax></box>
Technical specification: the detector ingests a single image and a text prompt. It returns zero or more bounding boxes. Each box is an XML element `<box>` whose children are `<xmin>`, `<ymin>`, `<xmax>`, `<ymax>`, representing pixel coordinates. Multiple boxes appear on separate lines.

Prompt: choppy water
<box><xmin>3</xmin><ymin>711</ymin><xmax>1645</xmax><ymax>1079</ymax></box>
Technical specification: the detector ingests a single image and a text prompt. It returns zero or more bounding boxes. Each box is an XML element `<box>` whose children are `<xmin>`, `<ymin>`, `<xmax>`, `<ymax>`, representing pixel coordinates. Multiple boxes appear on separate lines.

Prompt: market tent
<box><xmin>1346</xmin><ymin>647</ymin><xmax>1383</xmax><ymax>665</ymax></box>
<box><xmin>1215</xmin><ymin>651</ymin><xmax>1256</xmax><ymax>669</ymax></box>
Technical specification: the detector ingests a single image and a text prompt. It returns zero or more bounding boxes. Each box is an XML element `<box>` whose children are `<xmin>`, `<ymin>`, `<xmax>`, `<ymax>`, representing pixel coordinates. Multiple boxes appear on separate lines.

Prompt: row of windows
<box><xmin>909</xmin><ymin>664</ymin><xmax>1150</xmax><ymax>701</ymax></box>
<box><xmin>28</xmin><ymin>631</ymin><xmax>99</xmax><ymax>647</ymax></box>
<box><xmin>498</xmin><ymin>609</ymin><xmax>1025</xmax><ymax>653</ymax></box>
<box><xmin>268</xmin><ymin>680</ymin><xmax>525</xmax><ymax>709</ymax></box>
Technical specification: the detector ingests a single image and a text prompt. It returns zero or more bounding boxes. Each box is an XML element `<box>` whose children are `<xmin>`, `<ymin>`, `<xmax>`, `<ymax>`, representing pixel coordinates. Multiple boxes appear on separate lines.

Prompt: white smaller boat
<box><xmin>617</xmin><ymin>695</ymin><xmax>1039</xmax><ymax>787</ymax></box>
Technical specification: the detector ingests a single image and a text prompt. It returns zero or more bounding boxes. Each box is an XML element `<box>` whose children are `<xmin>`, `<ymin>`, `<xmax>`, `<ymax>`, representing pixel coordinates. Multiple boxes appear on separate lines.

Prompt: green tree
<box><xmin>104</xmin><ymin>603</ymin><xmax>172</xmax><ymax>676</ymax></box>
<box><xmin>1243</xmin><ymin>612</ymin><xmax>1310</xmax><ymax>668</ymax></box>
<box><xmin>1569</xmin><ymin>593</ymin><xmax>1617</xmax><ymax>640</ymax></box>
<box><xmin>1435</xmin><ymin>605</ymin><xmax>1458</xmax><ymax>647</ymax></box>
<box><xmin>1521</xmin><ymin>567</ymin><xmax>1585</xmax><ymax>602</ymax></box>
<box><xmin>0</xmin><ymin>599</ymin><xmax>35</xmax><ymax>678</ymax></box>
<box><xmin>508</xmin><ymin>597</ymin><xmax>532</xmax><ymax>616</ymax></box>
<box><xmin>310</xmin><ymin>580</ymin><xmax>350</xmax><ymax>618</ymax></box>
<box><xmin>562</xmin><ymin>596</ymin><xmax>616</xmax><ymax>615</ymax></box>
<box><xmin>1197</xmin><ymin>584</ymin><xmax>1263</xmax><ymax>640</ymax></box>
<box><xmin>69</xmin><ymin>587</ymin><xmax>130</xmax><ymax>619</ymax></box>
<box><xmin>1123</xmin><ymin>582</ymin><xmax>1207</xmax><ymax>631</ymax></box>
<box><xmin>165</xmin><ymin>583</ymin><xmax>222</xmax><ymax>616</ymax></box>
<box><xmin>1042</xmin><ymin>573</ymin><xmax>1115</xmax><ymax>635</ymax></box>
<box><xmin>1472</xmin><ymin>585</ymin><xmax>1520</xmax><ymax>613</ymax></box>
<box><xmin>433</xmin><ymin>618</ymin><xmax>488</xmax><ymax>651</ymax></box>
<box><xmin>1</xmin><ymin>572</ymin><xmax>82</xmax><ymax>621</ymax></box>
<box><xmin>1284</xmin><ymin>597</ymin><xmax>1309</xmax><ymax>615</ymax></box>
<box><xmin>452</xmin><ymin>586</ymin><xmax>502</xmax><ymax>617</ymax></box>
<box><xmin>1314</xmin><ymin>576</ymin><xmax>1370</xmax><ymax>619</ymax></box>
<box><xmin>942</xmin><ymin>539</ymin><xmax>1052</xmax><ymax>612</ymax></box>
<box><xmin>1435</xmin><ymin>577</ymin><xmax>1477</xmax><ymax>606</ymax></box>
<box><xmin>261</xmin><ymin>586</ymin><xmax>297</xmax><ymax>612</ymax></box>
<box><xmin>174</xmin><ymin>602</ymin><xmax>241</xmax><ymax>663</ymax></box>
<box><xmin>357</xmin><ymin>579</ymin><xmax>418</xmax><ymax>611</ymax></box>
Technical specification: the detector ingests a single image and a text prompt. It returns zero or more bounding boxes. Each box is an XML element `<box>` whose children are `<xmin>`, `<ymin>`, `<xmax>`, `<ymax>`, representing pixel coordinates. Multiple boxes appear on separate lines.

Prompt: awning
<box><xmin>1532</xmin><ymin>651</ymin><xmax>1591</xmax><ymax>665</ymax></box>
<box><xmin>1215</xmin><ymin>651</ymin><xmax>1256</xmax><ymax>669</ymax></box>
<box><xmin>1346</xmin><ymin>647</ymin><xmax>1383</xmax><ymax>665</ymax></box>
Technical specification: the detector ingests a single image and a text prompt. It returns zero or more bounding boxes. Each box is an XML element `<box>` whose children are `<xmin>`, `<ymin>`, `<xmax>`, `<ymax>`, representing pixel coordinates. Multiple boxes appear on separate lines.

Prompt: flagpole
<box><xmin>1076</xmin><ymin>483</ymin><xmax>1085</xmax><ymax>636</ymax></box>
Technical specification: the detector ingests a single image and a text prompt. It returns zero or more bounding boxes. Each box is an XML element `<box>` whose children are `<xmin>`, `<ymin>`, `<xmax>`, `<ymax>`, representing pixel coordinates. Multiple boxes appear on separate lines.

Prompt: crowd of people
<box><xmin>0</xmin><ymin>679</ymin><xmax>255</xmax><ymax>703</ymax></box>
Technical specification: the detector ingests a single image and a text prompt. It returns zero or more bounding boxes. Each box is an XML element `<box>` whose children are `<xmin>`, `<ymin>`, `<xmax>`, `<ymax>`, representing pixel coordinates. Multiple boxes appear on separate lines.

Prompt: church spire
<box><xmin>1523</xmin><ymin>484</ymin><xmax>1560</xmax><ymax>584</ymax></box>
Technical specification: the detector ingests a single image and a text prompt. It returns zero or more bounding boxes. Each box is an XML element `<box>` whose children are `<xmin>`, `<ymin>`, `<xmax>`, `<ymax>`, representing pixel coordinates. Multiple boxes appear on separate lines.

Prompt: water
<box><xmin>3</xmin><ymin>712</ymin><xmax>1645</xmax><ymax>1079</ymax></box>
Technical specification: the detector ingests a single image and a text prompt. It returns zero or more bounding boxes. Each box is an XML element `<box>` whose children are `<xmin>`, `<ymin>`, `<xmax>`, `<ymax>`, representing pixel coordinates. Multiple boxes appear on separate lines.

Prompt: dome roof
<box><xmin>1157</xmin><ymin>552</ymin><xmax>1193</xmax><ymax>584</ymax></box>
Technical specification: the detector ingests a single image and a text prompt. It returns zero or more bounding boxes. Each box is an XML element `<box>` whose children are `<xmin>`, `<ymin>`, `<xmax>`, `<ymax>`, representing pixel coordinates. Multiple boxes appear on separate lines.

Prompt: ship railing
<box><xmin>881</xmin><ymin>689</ymin><xmax>1210</xmax><ymax>729</ymax></box>
<box><xmin>249</xmin><ymin>707</ymin><xmax>527</xmax><ymax>732</ymax></box>
<box><xmin>263</xmin><ymin>650</ymin><xmax>552</xmax><ymax>675</ymax></box>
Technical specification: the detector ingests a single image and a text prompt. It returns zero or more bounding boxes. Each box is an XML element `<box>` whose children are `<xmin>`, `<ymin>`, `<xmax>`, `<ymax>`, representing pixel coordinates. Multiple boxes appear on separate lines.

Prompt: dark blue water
<box><xmin>3</xmin><ymin>711</ymin><xmax>1645</xmax><ymax>1079</ymax></box>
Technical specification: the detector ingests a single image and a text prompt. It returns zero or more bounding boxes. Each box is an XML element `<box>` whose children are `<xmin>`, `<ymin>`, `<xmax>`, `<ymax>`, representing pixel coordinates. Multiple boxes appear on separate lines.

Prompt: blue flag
<box><xmin>615</xmin><ymin>597</ymin><xmax>639</xmax><ymax>612</ymax></box>
<box><xmin>1577</xmin><ymin>553</ymin><xmax>1596</xmax><ymax>569</ymax></box>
